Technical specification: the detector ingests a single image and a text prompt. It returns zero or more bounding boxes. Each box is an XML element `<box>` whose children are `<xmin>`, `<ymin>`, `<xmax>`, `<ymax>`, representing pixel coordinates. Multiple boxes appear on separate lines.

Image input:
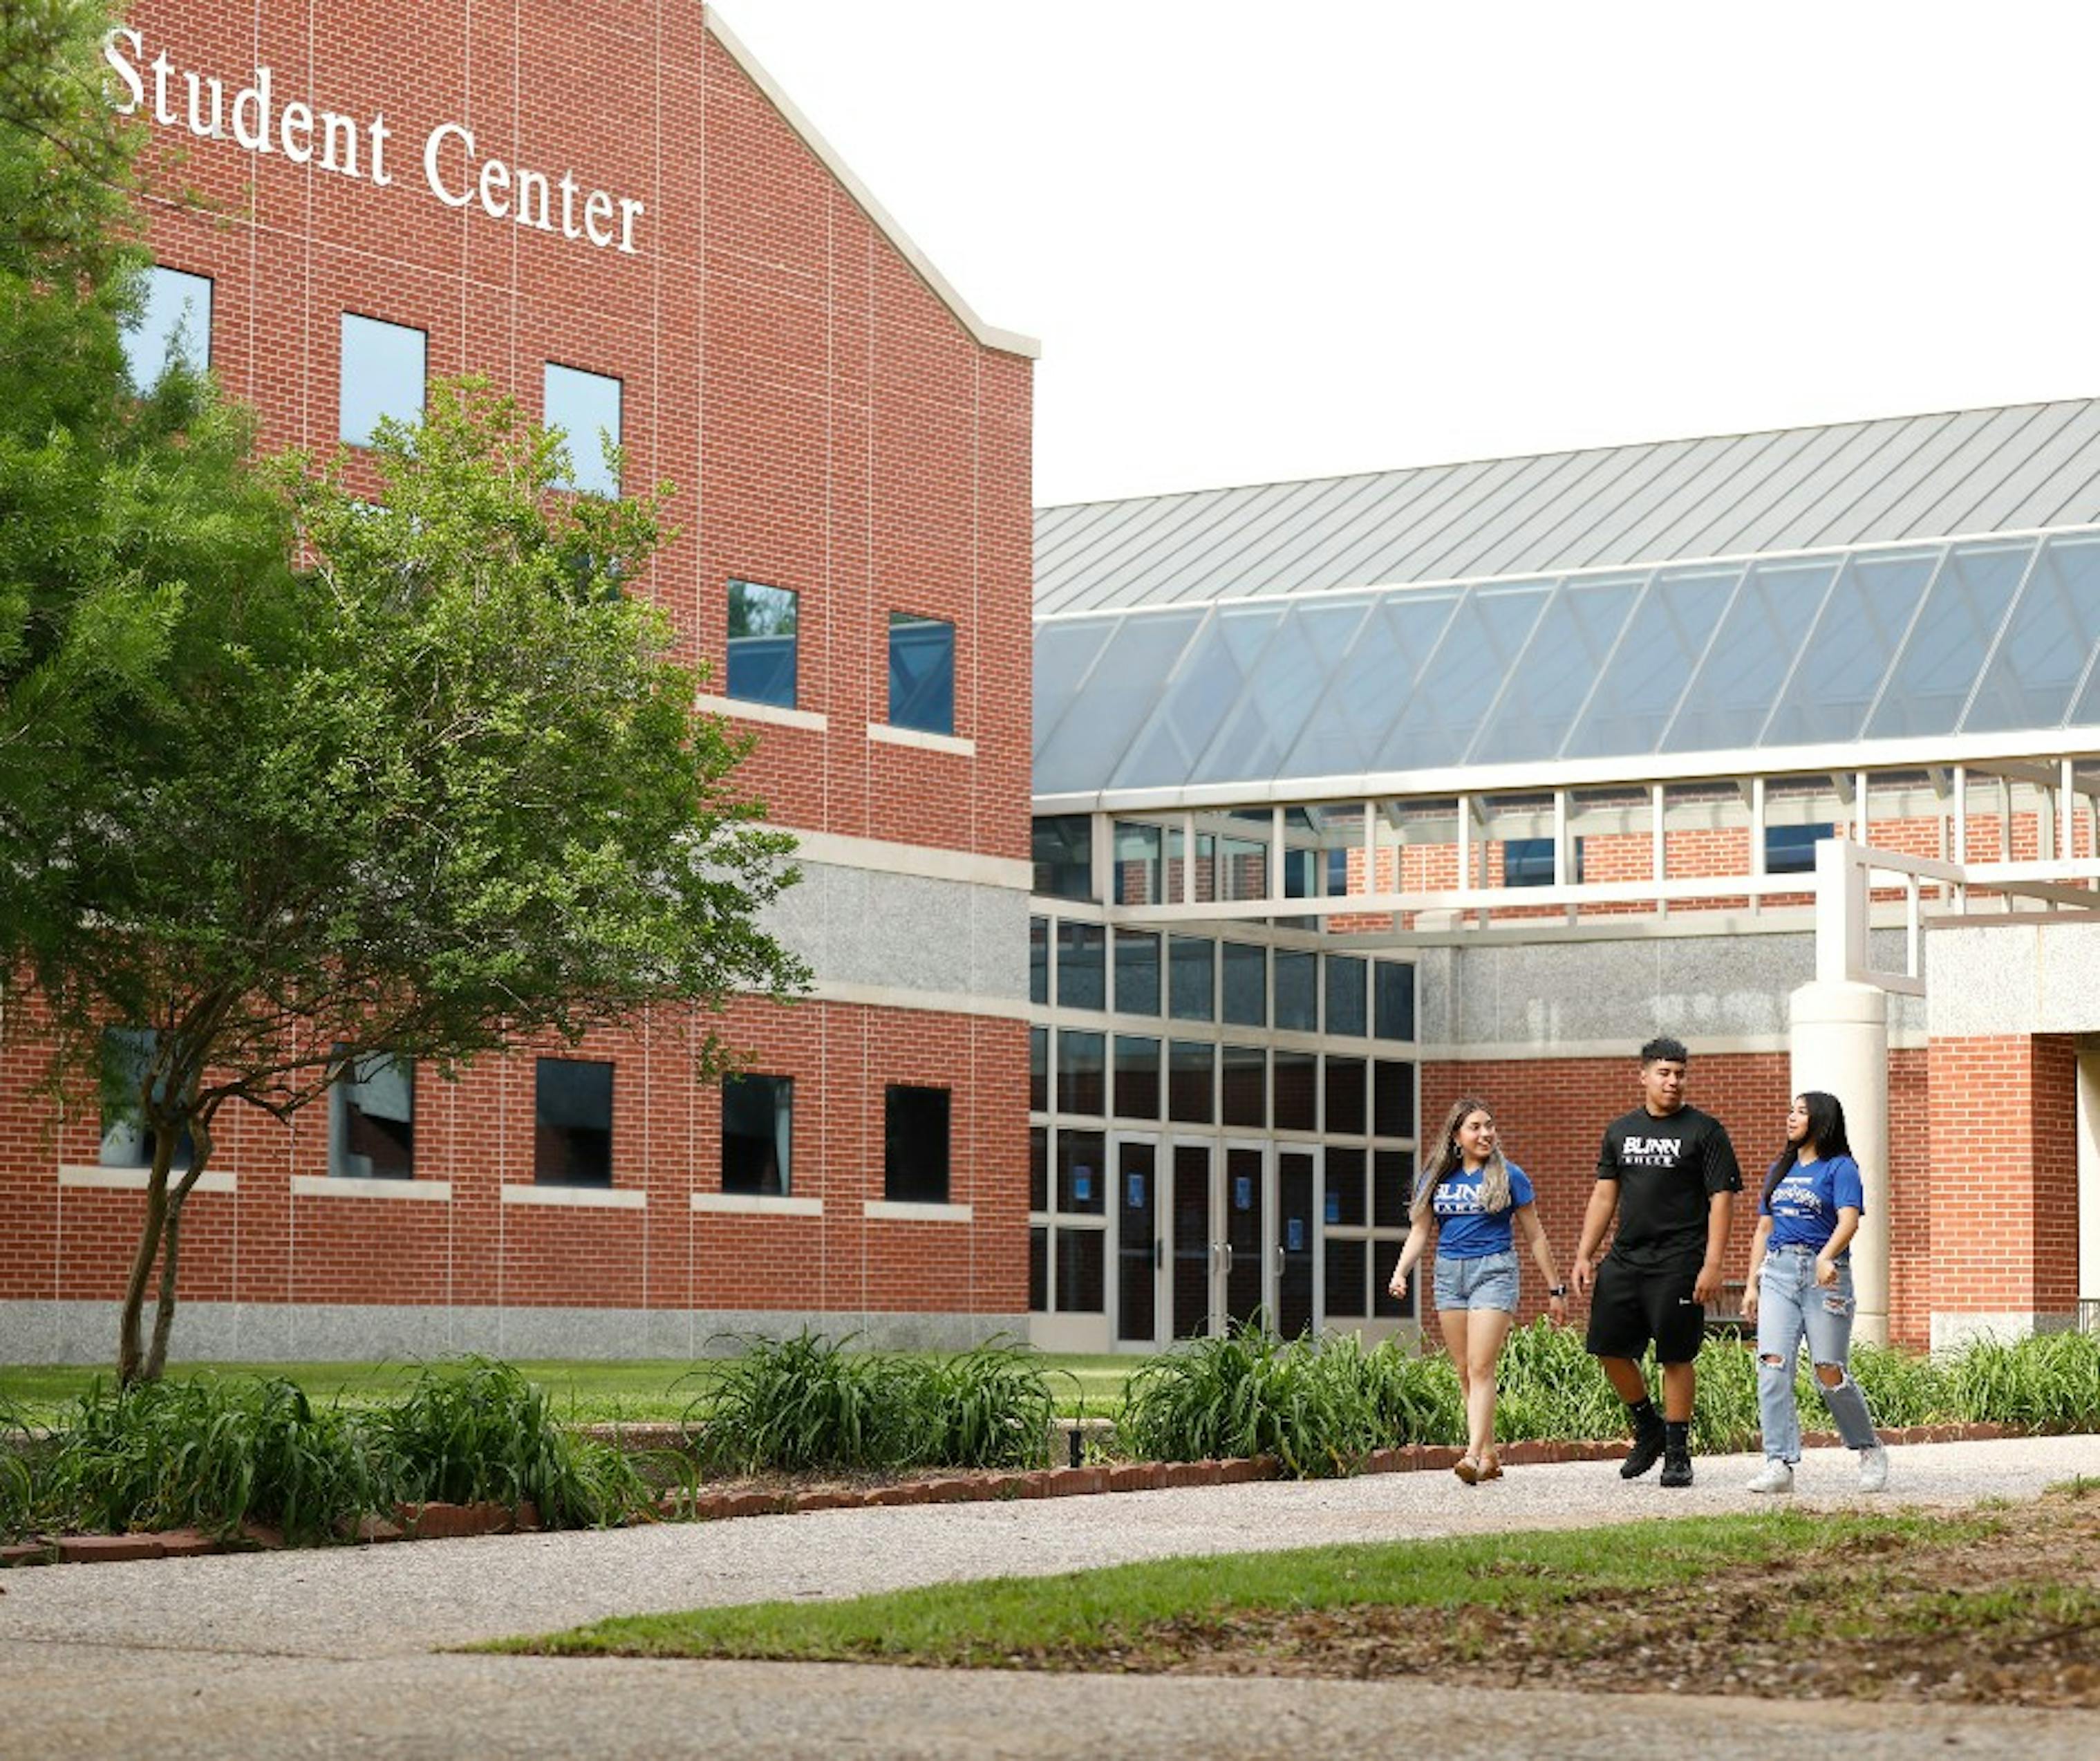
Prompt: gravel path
<box><xmin>6</xmin><ymin>1433</ymin><xmax>2099</xmax><ymax>1758</ymax></box>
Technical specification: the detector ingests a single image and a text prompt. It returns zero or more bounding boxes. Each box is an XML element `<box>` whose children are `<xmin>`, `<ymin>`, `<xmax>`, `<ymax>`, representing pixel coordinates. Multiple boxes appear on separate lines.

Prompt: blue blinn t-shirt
<box><xmin>1761</xmin><ymin>1154</ymin><xmax>1864</xmax><ymax>1251</ymax></box>
<box><xmin>1432</xmin><ymin>1160</ymin><xmax>1535</xmax><ymax>1258</ymax></box>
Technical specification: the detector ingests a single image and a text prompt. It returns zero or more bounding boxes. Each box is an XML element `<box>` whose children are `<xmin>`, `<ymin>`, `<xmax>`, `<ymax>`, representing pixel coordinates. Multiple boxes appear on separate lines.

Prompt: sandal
<box><xmin>1479</xmin><ymin>1453</ymin><xmax>1503</xmax><ymax>1481</ymax></box>
<box><xmin>1453</xmin><ymin>1456</ymin><xmax>1481</xmax><ymax>1484</ymax></box>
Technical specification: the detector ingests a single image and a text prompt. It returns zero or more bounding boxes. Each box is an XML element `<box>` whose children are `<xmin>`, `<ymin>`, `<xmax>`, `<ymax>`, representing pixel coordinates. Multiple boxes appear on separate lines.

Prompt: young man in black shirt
<box><xmin>1571</xmin><ymin>1035</ymin><xmax>1741</xmax><ymax>1487</ymax></box>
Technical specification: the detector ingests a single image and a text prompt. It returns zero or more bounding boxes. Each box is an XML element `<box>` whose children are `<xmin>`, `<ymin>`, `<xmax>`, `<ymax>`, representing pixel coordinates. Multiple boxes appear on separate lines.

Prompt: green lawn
<box><xmin>0</xmin><ymin>1352</ymin><xmax>1141</xmax><ymax>1426</ymax></box>
<box><xmin>489</xmin><ymin>1509</ymin><xmax>1982</xmax><ymax>1666</ymax></box>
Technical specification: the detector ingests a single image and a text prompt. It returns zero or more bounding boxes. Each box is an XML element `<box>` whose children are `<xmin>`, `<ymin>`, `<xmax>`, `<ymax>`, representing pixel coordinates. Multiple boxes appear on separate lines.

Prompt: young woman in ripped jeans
<box><xmin>1741</xmin><ymin>1091</ymin><xmax>1890</xmax><ymax>1493</ymax></box>
<box><xmin>1389</xmin><ymin>1097</ymin><xmax>1568</xmax><ymax>1484</ymax></box>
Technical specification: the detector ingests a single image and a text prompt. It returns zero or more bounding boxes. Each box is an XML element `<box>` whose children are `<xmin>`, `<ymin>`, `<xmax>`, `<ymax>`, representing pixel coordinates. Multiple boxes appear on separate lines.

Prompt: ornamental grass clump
<box><xmin>19</xmin><ymin>1376</ymin><xmax>379</xmax><ymax>1543</ymax></box>
<box><xmin>688</xmin><ymin>1332</ymin><xmax>1062</xmax><ymax>1474</ymax></box>
<box><xmin>1117</xmin><ymin>1319</ymin><xmax>1438</xmax><ymax>1474</ymax></box>
<box><xmin>371</xmin><ymin>1356</ymin><xmax>651</xmax><ymax>1529</ymax></box>
<box><xmin>1945</xmin><ymin>1329</ymin><xmax>2100</xmax><ymax>1431</ymax></box>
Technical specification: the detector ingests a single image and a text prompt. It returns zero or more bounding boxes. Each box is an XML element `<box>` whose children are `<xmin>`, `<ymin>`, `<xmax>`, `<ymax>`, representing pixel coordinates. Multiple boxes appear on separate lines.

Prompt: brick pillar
<box><xmin>1927</xmin><ymin>1033</ymin><xmax>2081</xmax><ymax>1349</ymax></box>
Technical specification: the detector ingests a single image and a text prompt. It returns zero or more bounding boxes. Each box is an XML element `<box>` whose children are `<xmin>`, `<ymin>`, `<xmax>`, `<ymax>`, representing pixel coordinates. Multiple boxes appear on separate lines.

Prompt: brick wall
<box><xmin>0</xmin><ymin>1</ymin><xmax>1031</xmax><ymax>1337</ymax></box>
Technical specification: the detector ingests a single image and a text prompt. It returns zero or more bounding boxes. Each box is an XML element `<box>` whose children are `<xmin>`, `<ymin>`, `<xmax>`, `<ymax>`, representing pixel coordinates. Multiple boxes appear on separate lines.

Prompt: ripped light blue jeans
<box><xmin>1756</xmin><ymin>1245</ymin><xmax>1879</xmax><ymax>1462</ymax></box>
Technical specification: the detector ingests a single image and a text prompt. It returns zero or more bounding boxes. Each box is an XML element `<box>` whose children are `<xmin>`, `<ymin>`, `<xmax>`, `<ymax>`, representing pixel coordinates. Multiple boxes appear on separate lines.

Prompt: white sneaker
<box><xmin>1745</xmin><ymin>1460</ymin><xmax>1794</xmax><ymax>1494</ymax></box>
<box><xmin>1859</xmin><ymin>1445</ymin><xmax>1889</xmax><ymax>1493</ymax></box>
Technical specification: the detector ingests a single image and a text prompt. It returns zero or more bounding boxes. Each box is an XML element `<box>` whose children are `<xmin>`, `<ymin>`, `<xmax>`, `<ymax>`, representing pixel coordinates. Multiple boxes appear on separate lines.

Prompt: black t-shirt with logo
<box><xmin>1596</xmin><ymin>1103</ymin><xmax>1743</xmax><ymax>1269</ymax></box>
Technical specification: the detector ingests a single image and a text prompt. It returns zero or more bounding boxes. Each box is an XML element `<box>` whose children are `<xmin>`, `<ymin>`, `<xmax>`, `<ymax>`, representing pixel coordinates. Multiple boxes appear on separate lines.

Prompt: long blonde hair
<box><xmin>1411</xmin><ymin>1096</ymin><xmax>1512</xmax><ymax>1220</ymax></box>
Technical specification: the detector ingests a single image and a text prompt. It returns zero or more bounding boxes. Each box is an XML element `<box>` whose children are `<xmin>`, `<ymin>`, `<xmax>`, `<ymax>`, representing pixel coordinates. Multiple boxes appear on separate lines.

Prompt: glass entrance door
<box><xmin>1276</xmin><ymin>1148</ymin><xmax>1317</xmax><ymax>1339</ymax></box>
<box><xmin>1170</xmin><ymin>1142</ymin><xmax>1213</xmax><ymax>1339</ymax></box>
<box><xmin>1222</xmin><ymin>1142</ymin><xmax>1267</xmax><ymax>1330</ymax></box>
<box><xmin>1116</xmin><ymin>1137</ymin><xmax>1160</xmax><ymax>1343</ymax></box>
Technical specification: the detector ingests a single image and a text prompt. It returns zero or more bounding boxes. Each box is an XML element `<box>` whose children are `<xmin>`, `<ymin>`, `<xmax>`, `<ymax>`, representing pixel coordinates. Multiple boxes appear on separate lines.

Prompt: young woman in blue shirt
<box><xmin>1741</xmin><ymin>1090</ymin><xmax>1890</xmax><ymax>1493</ymax></box>
<box><xmin>1389</xmin><ymin>1097</ymin><xmax>1568</xmax><ymax>1484</ymax></box>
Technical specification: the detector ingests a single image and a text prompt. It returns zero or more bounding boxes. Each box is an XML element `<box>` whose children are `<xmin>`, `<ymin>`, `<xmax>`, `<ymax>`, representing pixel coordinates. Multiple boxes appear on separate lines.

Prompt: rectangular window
<box><xmin>1113</xmin><ymin>1035</ymin><xmax>1161</xmax><ymax>1120</ymax></box>
<box><xmin>1168</xmin><ymin>1040</ymin><xmax>1214</xmax><ymax>1124</ymax></box>
<box><xmin>1274</xmin><ymin>949</ymin><xmax>1317</xmax><ymax>1032</ymax></box>
<box><xmin>1056</xmin><ymin>1030</ymin><xmax>1106</xmax><ymax>1117</ymax></box>
<box><xmin>1056</xmin><ymin>1228</ymin><xmax>1106</xmax><ymax>1314</ymax></box>
<box><xmin>1029</xmin><ymin>915</ymin><xmax>1049</xmax><ymax>1006</ymax></box>
<box><xmin>1114</xmin><ymin>929</ymin><xmax>1161</xmax><ymax>1016</ymax></box>
<box><xmin>534</xmin><ymin>1057</ymin><xmax>612</xmax><ymax>1184</ymax></box>
<box><xmin>1221</xmin><ymin>942</ymin><xmax>1267</xmax><ymax>1028</ymax></box>
<box><xmin>122</xmin><ymin>265</ymin><xmax>212</xmax><ymax>389</ymax></box>
<box><xmin>1221</xmin><ymin>1043</ymin><xmax>1266</xmax><ymax>1129</ymax></box>
<box><xmin>1029</xmin><ymin>1223</ymin><xmax>1049</xmax><ymax>1311</ymax></box>
<box><xmin>1503</xmin><ymin>836</ymin><xmax>1582</xmax><ymax>887</ymax></box>
<box><xmin>1029</xmin><ymin>1027</ymin><xmax>1049</xmax><ymax>1114</ymax></box>
<box><xmin>339</xmin><ymin>313</ymin><xmax>426</xmax><ymax>445</ymax></box>
<box><xmin>1113</xmin><ymin>821</ymin><xmax>1163</xmax><ymax>904</ymax></box>
<box><xmin>330</xmin><ymin>1048</ymin><xmax>414</xmax><ymax>1179</ymax></box>
<box><xmin>1324</xmin><ymin>1237</ymin><xmax>1368</xmax><ymax>1319</ymax></box>
<box><xmin>1326</xmin><ymin>954</ymin><xmax>1367</xmax><ymax>1037</ymax></box>
<box><xmin>1325</xmin><ymin>1144</ymin><xmax>1367</xmax><ymax>1228</ymax></box>
<box><xmin>1057</xmin><ymin>1130</ymin><xmax>1106</xmax><ymax>1215</ymax></box>
<box><xmin>1168</xmin><ymin>935</ymin><xmax>1215</xmax><ymax>1022</ymax></box>
<box><xmin>1030</xmin><ymin>1125</ymin><xmax>1049</xmax><ymax>1211</ymax></box>
<box><xmin>721</xmin><ymin>1073</ymin><xmax>792</xmax><ymax>1195</ymax></box>
<box><xmin>1766</xmin><ymin>822</ymin><xmax>1834</xmax><ymax>875</ymax></box>
<box><xmin>888</xmin><ymin>612</ymin><xmax>956</xmax><ymax>735</ymax></box>
<box><xmin>1373</xmin><ymin>1061</ymin><xmax>1416</xmax><ymax>1141</ymax></box>
<box><xmin>883</xmin><ymin>1083</ymin><xmax>950</xmax><ymax>1203</ymax></box>
<box><xmin>1373</xmin><ymin>961</ymin><xmax>1415</xmax><ymax>1041</ymax></box>
<box><xmin>1273</xmin><ymin>1047</ymin><xmax>1317</xmax><ymax>1133</ymax></box>
<box><xmin>98</xmin><ymin>1027</ymin><xmax>193</xmax><ymax>1168</ymax></box>
<box><xmin>1324</xmin><ymin>1055</ymin><xmax>1367</xmax><ymax>1137</ymax></box>
<box><xmin>543</xmin><ymin>363</ymin><xmax>622</xmax><ymax>497</ymax></box>
<box><xmin>726</xmin><ymin>579</ymin><xmax>799</xmax><ymax>709</ymax></box>
<box><xmin>1033</xmin><ymin>815</ymin><xmax>1094</xmax><ymax>901</ymax></box>
<box><xmin>1056</xmin><ymin>922</ymin><xmax>1106</xmax><ymax>1010</ymax></box>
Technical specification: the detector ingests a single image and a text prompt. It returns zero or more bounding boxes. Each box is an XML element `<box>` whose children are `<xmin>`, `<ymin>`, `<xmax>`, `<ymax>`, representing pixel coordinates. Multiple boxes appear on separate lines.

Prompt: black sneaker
<box><xmin>1659</xmin><ymin>1446</ymin><xmax>1694</xmax><ymax>1488</ymax></box>
<box><xmin>1620</xmin><ymin>1415</ymin><xmax>1666</xmax><ymax>1480</ymax></box>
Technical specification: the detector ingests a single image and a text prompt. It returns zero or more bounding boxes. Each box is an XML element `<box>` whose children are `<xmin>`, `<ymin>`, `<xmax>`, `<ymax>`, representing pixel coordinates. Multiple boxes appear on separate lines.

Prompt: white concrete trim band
<box><xmin>691</xmin><ymin>1193</ymin><xmax>824</xmax><ymax>1216</ymax></box>
<box><xmin>867</xmin><ymin>723</ymin><xmax>977</xmax><ymax>758</ymax></box>
<box><xmin>695</xmin><ymin>692</ymin><xmax>829</xmax><ymax>733</ymax></box>
<box><xmin>863</xmin><ymin>1200</ymin><xmax>975</xmax><ymax>1223</ymax></box>
<box><xmin>499</xmin><ymin>1184</ymin><xmax>647</xmax><ymax>1209</ymax></box>
<box><xmin>767</xmin><ymin>828</ymin><xmax>1031</xmax><ymax>892</ymax></box>
<box><xmin>58</xmin><ymin>1164</ymin><xmax>236</xmax><ymax>1194</ymax></box>
<box><xmin>290</xmin><ymin>1175</ymin><xmax>453</xmax><ymax>1201</ymax></box>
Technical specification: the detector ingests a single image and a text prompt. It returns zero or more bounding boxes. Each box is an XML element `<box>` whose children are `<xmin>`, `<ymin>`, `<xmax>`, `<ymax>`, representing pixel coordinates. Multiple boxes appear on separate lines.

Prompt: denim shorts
<box><xmin>1432</xmin><ymin>1249</ymin><xmax>1520</xmax><ymax>1313</ymax></box>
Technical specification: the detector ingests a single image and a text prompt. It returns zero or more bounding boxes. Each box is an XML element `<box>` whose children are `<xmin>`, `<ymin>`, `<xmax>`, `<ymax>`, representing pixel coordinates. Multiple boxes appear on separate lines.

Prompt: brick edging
<box><xmin>0</xmin><ymin>1420</ymin><xmax>2044</xmax><ymax>1565</ymax></box>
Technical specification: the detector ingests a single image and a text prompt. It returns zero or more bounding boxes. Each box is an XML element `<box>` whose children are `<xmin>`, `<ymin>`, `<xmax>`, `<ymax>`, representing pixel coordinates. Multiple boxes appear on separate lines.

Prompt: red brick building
<box><xmin>0</xmin><ymin>2</ymin><xmax>1037</xmax><ymax>1361</ymax></box>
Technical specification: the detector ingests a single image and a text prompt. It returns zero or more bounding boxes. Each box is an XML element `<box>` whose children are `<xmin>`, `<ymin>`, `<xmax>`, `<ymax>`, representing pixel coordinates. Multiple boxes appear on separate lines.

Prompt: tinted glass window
<box><xmin>1032</xmin><ymin>815</ymin><xmax>1094</xmax><ymax>900</ymax></box>
<box><xmin>331</xmin><ymin>1047</ymin><xmax>414</xmax><ymax>1179</ymax></box>
<box><xmin>1326</xmin><ymin>955</ymin><xmax>1367</xmax><ymax>1036</ymax></box>
<box><xmin>1168</xmin><ymin>935</ymin><xmax>1215</xmax><ymax>1021</ymax></box>
<box><xmin>883</xmin><ymin>1084</ymin><xmax>950</xmax><ymax>1202</ymax></box>
<box><xmin>1114</xmin><ymin>930</ymin><xmax>1161</xmax><ymax>1016</ymax></box>
<box><xmin>1273</xmin><ymin>1048</ymin><xmax>1316</xmax><ymax>1133</ymax></box>
<box><xmin>99</xmin><ymin>1027</ymin><xmax>194</xmax><ymax>1168</ymax></box>
<box><xmin>1274</xmin><ymin>950</ymin><xmax>1317</xmax><ymax>1032</ymax></box>
<box><xmin>721</xmin><ymin>1073</ymin><xmax>791</xmax><ymax>1195</ymax></box>
<box><xmin>543</xmin><ymin>362</ymin><xmax>621</xmax><ymax>496</ymax></box>
<box><xmin>339</xmin><ymin>313</ymin><xmax>425</xmax><ymax>444</ymax></box>
<box><xmin>1373</xmin><ymin>963</ymin><xmax>1415</xmax><ymax>1041</ymax></box>
<box><xmin>1029</xmin><ymin>916</ymin><xmax>1048</xmax><ymax>1005</ymax></box>
<box><xmin>1221</xmin><ymin>1043</ymin><xmax>1266</xmax><ymax>1129</ymax></box>
<box><xmin>1168</xmin><ymin>1041</ymin><xmax>1214</xmax><ymax>1124</ymax></box>
<box><xmin>1056</xmin><ymin>1030</ymin><xmax>1106</xmax><ymax>1116</ymax></box>
<box><xmin>726</xmin><ymin>579</ymin><xmax>798</xmax><ymax>708</ymax></box>
<box><xmin>1324</xmin><ymin>1055</ymin><xmax>1367</xmax><ymax>1137</ymax></box>
<box><xmin>1766</xmin><ymin>823</ymin><xmax>1832</xmax><ymax>875</ymax></box>
<box><xmin>1057</xmin><ymin>1130</ymin><xmax>1106</xmax><ymax>1215</ymax></box>
<box><xmin>888</xmin><ymin>613</ymin><xmax>955</xmax><ymax>735</ymax></box>
<box><xmin>1373</xmin><ymin>1061</ymin><xmax>1415</xmax><ymax>1140</ymax></box>
<box><xmin>122</xmin><ymin>265</ymin><xmax>211</xmax><ymax>389</ymax></box>
<box><xmin>1056</xmin><ymin>922</ymin><xmax>1106</xmax><ymax>1010</ymax></box>
<box><xmin>1221</xmin><ymin>942</ymin><xmax>1266</xmax><ymax>1027</ymax></box>
<box><xmin>535</xmin><ymin>1058</ymin><xmax>612</xmax><ymax>1184</ymax></box>
<box><xmin>1114</xmin><ymin>1035</ymin><xmax>1161</xmax><ymax>1120</ymax></box>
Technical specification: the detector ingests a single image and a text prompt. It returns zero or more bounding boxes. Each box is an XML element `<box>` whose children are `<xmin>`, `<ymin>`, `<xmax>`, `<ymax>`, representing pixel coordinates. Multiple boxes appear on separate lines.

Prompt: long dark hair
<box><xmin>1762</xmin><ymin>1090</ymin><xmax>1853</xmax><ymax>1207</ymax></box>
<box><xmin>1412</xmin><ymin>1096</ymin><xmax>1511</xmax><ymax>1221</ymax></box>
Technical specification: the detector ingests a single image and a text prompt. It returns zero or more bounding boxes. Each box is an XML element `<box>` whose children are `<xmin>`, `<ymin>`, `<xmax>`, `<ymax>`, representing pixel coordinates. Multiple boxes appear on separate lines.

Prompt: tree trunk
<box><xmin>115</xmin><ymin>1138</ymin><xmax>172</xmax><ymax>1388</ymax></box>
<box><xmin>143</xmin><ymin>1108</ymin><xmax>214</xmax><ymax>1383</ymax></box>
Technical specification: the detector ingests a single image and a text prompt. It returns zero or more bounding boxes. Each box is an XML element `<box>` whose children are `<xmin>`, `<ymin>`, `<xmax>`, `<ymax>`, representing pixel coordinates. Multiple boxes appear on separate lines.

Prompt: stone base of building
<box><xmin>1929</xmin><ymin>1309</ymin><xmax>2088</xmax><ymax>1354</ymax></box>
<box><xmin>0</xmin><ymin>1301</ymin><xmax>1031</xmax><ymax>1367</ymax></box>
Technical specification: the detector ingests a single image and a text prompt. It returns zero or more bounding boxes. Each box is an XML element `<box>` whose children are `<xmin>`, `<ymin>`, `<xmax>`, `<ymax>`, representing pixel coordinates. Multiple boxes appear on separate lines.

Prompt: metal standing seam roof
<box><xmin>1033</xmin><ymin>398</ymin><xmax>2100</xmax><ymax>616</ymax></box>
<box><xmin>1031</xmin><ymin>400</ymin><xmax>2100</xmax><ymax>801</ymax></box>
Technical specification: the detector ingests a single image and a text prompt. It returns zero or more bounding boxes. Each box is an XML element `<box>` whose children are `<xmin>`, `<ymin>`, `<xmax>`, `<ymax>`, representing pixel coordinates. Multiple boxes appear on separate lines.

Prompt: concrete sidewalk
<box><xmin>6</xmin><ymin>1433</ymin><xmax>2099</xmax><ymax>1758</ymax></box>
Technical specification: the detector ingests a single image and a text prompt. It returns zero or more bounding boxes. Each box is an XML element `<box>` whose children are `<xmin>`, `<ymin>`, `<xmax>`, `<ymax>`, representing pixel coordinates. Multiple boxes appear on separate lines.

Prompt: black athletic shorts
<box><xmin>1586</xmin><ymin>1252</ymin><xmax>1705</xmax><ymax>1364</ymax></box>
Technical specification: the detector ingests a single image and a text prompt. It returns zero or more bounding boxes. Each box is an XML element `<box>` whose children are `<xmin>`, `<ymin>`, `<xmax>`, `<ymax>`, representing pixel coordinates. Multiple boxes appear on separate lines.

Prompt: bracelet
<box><xmin>1548</xmin><ymin>1285</ymin><xmax>1568</xmax><ymax>1298</ymax></box>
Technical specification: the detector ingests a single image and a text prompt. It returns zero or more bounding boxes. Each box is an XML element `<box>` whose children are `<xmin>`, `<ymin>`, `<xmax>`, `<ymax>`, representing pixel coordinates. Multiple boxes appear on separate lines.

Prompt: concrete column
<box><xmin>1790</xmin><ymin>980</ymin><xmax>1891</xmax><ymax>1345</ymax></box>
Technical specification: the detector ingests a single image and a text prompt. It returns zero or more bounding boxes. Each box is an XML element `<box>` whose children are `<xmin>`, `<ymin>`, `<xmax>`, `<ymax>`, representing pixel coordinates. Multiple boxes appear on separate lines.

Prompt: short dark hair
<box><xmin>1640</xmin><ymin>1035</ymin><xmax>1689</xmax><ymax>1066</ymax></box>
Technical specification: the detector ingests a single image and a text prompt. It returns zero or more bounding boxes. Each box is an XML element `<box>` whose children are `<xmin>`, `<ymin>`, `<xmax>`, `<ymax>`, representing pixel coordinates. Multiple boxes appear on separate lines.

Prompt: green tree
<box><xmin>2</xmin><ymin>2</ymin><xmax>809</xmax><ymax>1383</ymax></box>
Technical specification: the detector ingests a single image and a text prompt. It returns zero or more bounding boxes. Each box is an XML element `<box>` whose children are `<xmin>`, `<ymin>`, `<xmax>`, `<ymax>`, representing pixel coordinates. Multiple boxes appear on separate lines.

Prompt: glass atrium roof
<box><xmin>1033</xmin><ymin>530</ymin><xmax>2100</xmax><ymax>799</ymax></box>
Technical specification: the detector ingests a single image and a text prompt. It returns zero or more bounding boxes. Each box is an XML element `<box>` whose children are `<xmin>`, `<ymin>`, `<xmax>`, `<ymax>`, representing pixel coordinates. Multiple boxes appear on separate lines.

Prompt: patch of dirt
<box><xmin>1037</xmin><ymin>1493</ymin><xmax>2100</xmax><ymax>1708</ymax></box>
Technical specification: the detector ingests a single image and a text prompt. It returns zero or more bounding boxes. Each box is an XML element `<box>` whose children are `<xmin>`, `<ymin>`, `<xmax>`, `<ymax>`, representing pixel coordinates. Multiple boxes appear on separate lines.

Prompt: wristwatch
<box><xmin>1548</xmin><ymin>1285</ymin><xmax>1568</xmax><ymax>1298</ymax></box>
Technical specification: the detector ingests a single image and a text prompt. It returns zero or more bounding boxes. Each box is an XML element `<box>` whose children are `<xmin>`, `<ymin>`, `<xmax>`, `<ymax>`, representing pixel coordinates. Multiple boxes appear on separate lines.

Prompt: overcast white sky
<box><xmin>720</xmin><ymin>1</ymin><xmax>2100</xmax><ymax>510</ymax></box>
